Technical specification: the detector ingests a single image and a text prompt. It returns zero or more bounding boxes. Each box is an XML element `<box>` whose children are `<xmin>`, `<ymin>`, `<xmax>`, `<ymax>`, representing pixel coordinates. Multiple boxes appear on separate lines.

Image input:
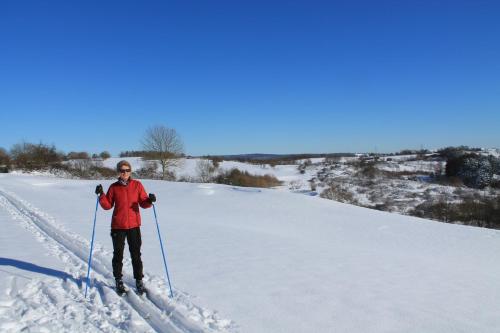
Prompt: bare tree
<box><xmin>142</xmin><ymin>125</ymin><xmax>184</xmax><ymax>180</ymax></box>
<box><xmin>196</xmin><ymin>159</ymin><xmax>217</xmax><ymax>183</ymax></box>
<box><xmin>0</xmin><ymin>147</ymin><xmax>10</xmax><ymax>165</ymax></box>
<box><xmin>72</xmin><ymin>158</ymin><xmax>94</xmax><ymax>173</ymax></box>
<box><xmin>10</xmin><ymin>141</ymin><xmax>63</xmax><ymax>170</ymax></box>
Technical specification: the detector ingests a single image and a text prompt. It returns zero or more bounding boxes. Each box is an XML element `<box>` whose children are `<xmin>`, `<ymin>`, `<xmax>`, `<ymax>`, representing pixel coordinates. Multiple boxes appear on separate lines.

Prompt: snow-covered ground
<box><xmin>2</xmin><ymin>173</ymin><xmax>500</xmax><ymax>332</ymax></box>
<box><xmin>78</xmin><ymin>155</ymin><xmax>499</xmax><ymax>216</ymax></box>
<box><xmin>55</xmin><ymin>153</ymin><xmax>500</xmax><ymax>219</ymax></box>
<box><xmin>100</xmin><ymin>157</ymin><xmax>310</xmax><ymax>184</ymax></box>
<box><xmin>484</xmin><ymin>148</ymin><xmax>500</xmax><ymax>158</ymax></box>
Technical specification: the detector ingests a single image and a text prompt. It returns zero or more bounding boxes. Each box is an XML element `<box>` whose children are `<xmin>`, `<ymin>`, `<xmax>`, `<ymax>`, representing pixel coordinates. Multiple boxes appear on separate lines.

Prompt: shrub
<box><xmin>0</xmin><ymin>147</ymin><xmax>10</xmax><ymax>171</ymax></box>
<box><xmin>120</xmin><ymin>150</ymin><xmax>154</xmax><ymax>158</ymax></box>
<box><xmin>71</xmin><ymin>158</ymin><xmax>94</xmax><ymax>174</ymax></box>
<box><xmin>99</xmin><ymin>151</ymin><xmax>111</xmax><ymax>159</ymax></box>
<box><xmin>215</xmin><ymin>168</ymin><xmax>281</xmax><ymax>188</ymax></box>
<box><xmin>325</xmin><ymin>156</ymin><xmax>341</xmax><ymax>164</ymax></box>
<box><xmin>91</xmin><ymin>166</ymin><xmax>117</xmax><ymax>178</ymax></box>
<box><xmin>209</xmin><ymin>157</ymin><xmax>222</xmax><ymax>168</ymax></box>
<box><xmin>409</xmin><ymin>196</ymin><xmax>500</xmax><ymax>229</ymax></box>
<box><xmin>288</xmin><ymin>180</ymin><xmax>303</xmax><ymax>190</ymax></box>
<box><xmin>435</xmin><ymin>176</ymin><xmax>463</xmax><ymax>187</ymax></box>
<box><xmin>320</xmin><ymin>183</ymin><xmax>356</xmax><ymax>204</ymax></box>
<box><xmin>67</xmin><ymin>151</ymin><xmax>90</xmax><ymax>160</ymax></box>
<box><xmin>446</xmin><ymin>153</ymin><xmax>498</xmax><ymax>189</ymax></box>
<box><xmin>196</xmin><ymin>159</ymin><xmax>217</xmax><ymax>183</ymax></box>
<box><xmin>398</xmin><ymin>149</ymin><xmax>416</xmax><ymax>155</ymax></box>
<box><xmin>438</xmin><ymin>146</ymin><xmax>471</xmax><ymax>159</ymax></box>
<box><xmin>354</xmin><ymin>161</ymin><xmax>378</xmax><ymax>179</ymax></box>
<box><xmin>297</xmin><ymin>159</ymin><xmax>312</xmax><ymax>174</ymax></box>
<box><xmin>10</xmin><ymin>142</ymin><xmax>64</xmax><ymax>170</ymax></box>
<box><xmin>49</xmin><ymin>161</ymin><xmax>116</xmax><ymax>179</ymax></box>
<box><xmin>134</xmin><ymin>161</ymin><xmax>159</xmax><ymax>179</ymax></box>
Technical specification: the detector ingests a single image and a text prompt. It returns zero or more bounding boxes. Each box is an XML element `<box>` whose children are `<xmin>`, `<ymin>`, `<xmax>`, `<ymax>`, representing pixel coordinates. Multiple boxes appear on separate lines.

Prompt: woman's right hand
<box><xmin>95</xmin><ymin>184</ymin><xmax>103</xmax><ymax>195</ymax></box>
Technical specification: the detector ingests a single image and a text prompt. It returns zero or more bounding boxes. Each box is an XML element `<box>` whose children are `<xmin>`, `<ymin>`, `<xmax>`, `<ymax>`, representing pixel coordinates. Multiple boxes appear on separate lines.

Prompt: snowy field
<box><xmin>1</xmin><ymin>173</ymin><xmax>500</xmax><ymax>332</ymax></box>
<box><xmin>100</xmin><ymin>157</ymin><xmax>314</xmax><ymax>185</ymax></box>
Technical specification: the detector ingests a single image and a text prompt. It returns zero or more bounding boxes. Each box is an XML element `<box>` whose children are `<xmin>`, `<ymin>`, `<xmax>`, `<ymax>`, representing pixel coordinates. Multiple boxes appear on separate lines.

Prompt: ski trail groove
<box><xmin>0</xmin><ymin>191</ymin><xmax>164</xmax><ymax>332</ymax></box>
<box><xmin>0</xmin><ymin>189</ymin><xmax>231</xmax><ymax>333</ymax></box>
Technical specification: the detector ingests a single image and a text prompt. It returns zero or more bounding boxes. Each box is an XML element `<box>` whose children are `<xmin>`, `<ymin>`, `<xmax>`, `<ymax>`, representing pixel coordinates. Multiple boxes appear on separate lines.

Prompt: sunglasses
<box><xmin>119</xmin><ymin>169</ymin><xmax>131</xmax><ymax>173</ymax></box>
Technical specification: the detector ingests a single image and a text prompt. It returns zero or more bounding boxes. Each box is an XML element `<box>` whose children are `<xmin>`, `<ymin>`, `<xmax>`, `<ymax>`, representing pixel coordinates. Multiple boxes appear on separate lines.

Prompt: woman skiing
<box><xmin>95</xmin><ymin>160</ymin><xmax>156</xmax><ymax>295</ymax></box>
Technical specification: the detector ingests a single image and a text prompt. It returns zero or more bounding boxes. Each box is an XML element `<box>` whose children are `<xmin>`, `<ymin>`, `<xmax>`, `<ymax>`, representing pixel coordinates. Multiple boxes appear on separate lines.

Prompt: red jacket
<box><xmin>99</xmin><ymin>178</ymin><xmax>152</xmax><ymax>229</ymax></box>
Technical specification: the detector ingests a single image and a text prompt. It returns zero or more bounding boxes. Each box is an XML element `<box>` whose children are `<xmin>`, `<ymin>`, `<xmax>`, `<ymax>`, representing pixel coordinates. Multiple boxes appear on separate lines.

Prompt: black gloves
<box><xmin>95</xmin><ymin>184</ymin><xmax>103</xmax><ymax>195</ymax></box>
<box><xmin>148</xmin><ymin>193</ymin><xmax>156</xmax><ymax>203</ymax></box>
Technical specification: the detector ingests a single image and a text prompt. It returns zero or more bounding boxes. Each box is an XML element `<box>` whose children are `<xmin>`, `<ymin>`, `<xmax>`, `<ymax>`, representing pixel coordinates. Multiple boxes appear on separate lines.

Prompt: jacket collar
<box><xmin>117</xmin><ymin>177</ymin><xmax>132</xmax><ymax>186</ymax></box>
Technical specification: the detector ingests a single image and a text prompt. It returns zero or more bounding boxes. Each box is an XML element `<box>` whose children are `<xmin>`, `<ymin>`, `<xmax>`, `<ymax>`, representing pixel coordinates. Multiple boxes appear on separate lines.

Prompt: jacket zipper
<box><xmin>125</xmin><ymin>183</ymin><xmax>129</xmax><ymax>229</ymax></box>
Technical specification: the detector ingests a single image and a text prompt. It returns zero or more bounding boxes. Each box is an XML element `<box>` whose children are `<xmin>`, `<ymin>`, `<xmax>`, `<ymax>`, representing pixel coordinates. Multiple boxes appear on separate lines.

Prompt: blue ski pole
<box><xmin>152</xmin><ymin>204</ymin><xmax>174</xmax><ymax>298</ymax></box>
<box><xmin>85</xmin><ymin>196</ymin><xmax>99</xmax><ymax>298</ymax></box>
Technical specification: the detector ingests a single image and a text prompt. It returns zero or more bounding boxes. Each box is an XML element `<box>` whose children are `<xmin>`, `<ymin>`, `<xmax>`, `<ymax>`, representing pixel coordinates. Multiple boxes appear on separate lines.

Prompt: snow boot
<box><xmin>115</xmin><ymin>278</ymin><xmax>127</xmax><ymax>295</ymax></box>
<box><xmin>136</xmin><ymin>279</ymin><xmax>147</xmax><ymax>295</ymax></box>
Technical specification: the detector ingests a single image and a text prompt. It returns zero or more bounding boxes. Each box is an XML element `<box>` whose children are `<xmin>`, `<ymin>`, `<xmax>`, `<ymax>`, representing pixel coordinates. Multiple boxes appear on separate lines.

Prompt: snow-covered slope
<box><xmin>100</xmin><ymin>157</ymin><xmax>318</xmax><ymax>192</ymax></box>
<box><xmin>1</xmin><ymin>173</ymin><xmax>500</xmax><ymax>332</ymax></box>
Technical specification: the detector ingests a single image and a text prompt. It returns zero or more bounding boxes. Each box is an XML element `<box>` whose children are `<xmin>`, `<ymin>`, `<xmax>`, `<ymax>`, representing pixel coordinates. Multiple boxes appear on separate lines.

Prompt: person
<box><xmin>95</xmin><ymin>160</ymin><xmax>156</xmax><ymax>295</ymax></box>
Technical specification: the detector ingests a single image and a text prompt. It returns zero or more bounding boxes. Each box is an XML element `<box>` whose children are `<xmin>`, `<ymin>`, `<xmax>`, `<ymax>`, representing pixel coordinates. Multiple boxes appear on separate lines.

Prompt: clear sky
<box><xmin>0</xmin><ymin>1</ymin><xmax>499</xmax><ymax>156</ymax></box>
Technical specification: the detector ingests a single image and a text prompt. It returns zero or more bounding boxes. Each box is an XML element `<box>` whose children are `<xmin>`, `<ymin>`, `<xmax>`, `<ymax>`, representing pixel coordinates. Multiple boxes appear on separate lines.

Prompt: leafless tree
<box><xmin>142</xmin><ymin>125</ymin><xmax>184</xmax><ymax>180</ymax></box>
<box><xmin>196</xmin><ymin>159</ymin><xmax>217</xmax><ymax>183</ymax></box>
<box><xmin>72</xmin><ymin>158</ymin><xmax>94</xmax><ymax>173</ymax></box>
<box><xmin>0</xmin><ymin>147</ymin><xmax>10</xmax><ymax>166</ymax></box>
<box><xmin>134</xmin><ymin>160</ymin><xmax>160</xmax><ymax>179</ymax></box>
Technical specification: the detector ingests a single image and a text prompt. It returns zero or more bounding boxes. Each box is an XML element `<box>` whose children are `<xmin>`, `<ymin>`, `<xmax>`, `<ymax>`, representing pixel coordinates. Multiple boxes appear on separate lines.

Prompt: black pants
<box><xmin>111</xmin><ymin>227</ymin><xmax>144</xmax><ymax>280</ymax></box>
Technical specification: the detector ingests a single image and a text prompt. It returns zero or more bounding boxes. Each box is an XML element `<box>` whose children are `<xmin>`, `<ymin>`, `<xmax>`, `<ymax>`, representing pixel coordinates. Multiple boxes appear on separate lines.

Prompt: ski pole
<box><xmin>85</xmin><ymin>196</ymin><xmax>99</xmax><ymax>298</ymax></box>
<box><xmin>152</xmin><ymin>204</ymin><xmax>174</xmax><ymax>298</ymax></box>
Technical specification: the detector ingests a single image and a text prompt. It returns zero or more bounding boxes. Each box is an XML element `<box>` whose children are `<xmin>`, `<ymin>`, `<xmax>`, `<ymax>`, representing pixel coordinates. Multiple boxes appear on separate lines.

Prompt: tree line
<box><xmin>0</xmin><ymin>125</ymin><xmax>185</xmax><ymax>180</ymax></box>
<box><xmin>0</xmin><ymin>142</ymin><xmax>111</xmax><ymax>171</ymax></box>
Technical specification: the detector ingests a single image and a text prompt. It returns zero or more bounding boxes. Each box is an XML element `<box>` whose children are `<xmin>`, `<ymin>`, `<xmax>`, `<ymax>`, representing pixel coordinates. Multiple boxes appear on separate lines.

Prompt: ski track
<box><xmin>0</xmin><ymin>188</ymin><xmax>235</xmax><ymax>333</ymax></box>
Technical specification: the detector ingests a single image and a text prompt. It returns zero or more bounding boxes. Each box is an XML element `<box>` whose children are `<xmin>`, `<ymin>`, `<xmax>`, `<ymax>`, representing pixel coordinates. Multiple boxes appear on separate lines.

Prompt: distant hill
<box><xmin>201</xmin><ymin>153</ymin><xmax>356</xmax><ymax>161</ymax></box>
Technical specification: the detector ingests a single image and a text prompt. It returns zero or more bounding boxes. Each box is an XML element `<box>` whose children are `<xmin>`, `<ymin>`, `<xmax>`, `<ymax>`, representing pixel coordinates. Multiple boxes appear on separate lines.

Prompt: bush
<box><xmin>49</xmin><ymin>162</ymin><xmax>116</xmax><ymax>179</ymax></box>
<box><xmin>67</xmin><ymin>151</ymin><xmax>90</xmax><ymax>160</ymax></box>
<box><xmin>438</xmin><ymin>146</ymin><xmax>474</xmax><ymax>160</ymax></box>
<box><xmin>71</xmin><ymin>158</ymin><xmax>94</xmax><ymax>174</ymax></box>
<box><xmin>99</xmin><ymin>151</ymin><xmax>111</xmax><ymax>159</ymax></box>
<box><xmin>91</xmin><ymin>166</ymin><xmax>117</xmax><ymax>178</ymax></box>
<box><xmin>325</xmin><ymin>156</ymin><xmax>341</xmax><ymax>164</ymax></box>
<box><xmin>320</xmin><ymin>183</ymin><xmax>356</xmax><ymax>204</ymax></box>
<box><xmin>409</xmin><ymin>196</ymin><xmax>500</xmax><ymax>229</ymax></box>
<box><xmin>207</xmin><ymin>156</ymin><xmax>222</xmax><ymax>169</ymax></box>
<box><xmin>446</xmin><ymin>153</ymin><xmax>497</xmax><ymax>189</ymax></box>
<box><xmin>10</xmin><ymin>142</ymin><xmax>64</xmax><ymax>170</ymax></box>
<box><xmin>398</xmin><ymin>149</ymin><xmax>416</xmax><ymax>155</ymax></box>
<box><xmin>215</xmin><ymin>168</ymin><xmax>281</xmax><ymax>188</ymax></box>
<box><xmin>0</xmin><ymin>147</ymin><xmax>10</xmax><ymax>171</ymax></box>
<box><xmin>196</xmin><ymin>159</ymin><xmax>217</xmax><ymax>183</ymax></box>
<box><xmin>134</xmin><ymin>161</ymin><xmax>160</xmax><ymax>179</ymax></box>
<box><xmin>433</xmin><ymin>175</ymin><xmax>463</xmax><ymax>187</ymax></box>
<box><xmin>297</xmin><ymin>159</ymin><xmax>312</xmax><ymax>174</ymax></box>
<box><xmin>354</xmin><ymin>161</ymin><xmax>379</xmax><ymax>179</ymax></box>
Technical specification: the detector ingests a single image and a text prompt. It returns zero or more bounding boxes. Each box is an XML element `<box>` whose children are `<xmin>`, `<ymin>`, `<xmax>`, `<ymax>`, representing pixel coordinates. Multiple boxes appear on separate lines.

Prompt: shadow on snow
<box><xmin>0</xmin><ymin>257</ymin><xmax>82</xmax><ymax>286</ymax></box>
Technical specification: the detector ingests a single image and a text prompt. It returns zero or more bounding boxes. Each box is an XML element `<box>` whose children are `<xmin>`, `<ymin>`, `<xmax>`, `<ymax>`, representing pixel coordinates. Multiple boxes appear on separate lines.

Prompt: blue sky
<box><xmin>0</xmin><ymin>1</ymin><xmax>499</xmax><ymax>156</ymax></box>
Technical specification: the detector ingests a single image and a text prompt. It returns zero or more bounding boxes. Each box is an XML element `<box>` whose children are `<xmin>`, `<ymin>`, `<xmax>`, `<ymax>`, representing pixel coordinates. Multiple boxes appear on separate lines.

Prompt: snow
<box><xmin>101</xmin><ymin>157</ymin><xmax>146</xmax><ymax>172</ymax></box>
<box><xmin>376</xmin><ymin>161</ymin><xmax>443</xmax><ymax>173</ymax></box>
<box><xmin>483</xmin><ymin>148</ymin><xmax>500</xmax><ymax>158</ymax></box>
<box><xmin>99</xmin><ymin>157</ymin><xmax>313</xmax><ymax>187</ymax></box>
<box><xmin>1</xmin><ymin>173</ymin><xmax>500</xmax><ymax>332</ymax></box>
